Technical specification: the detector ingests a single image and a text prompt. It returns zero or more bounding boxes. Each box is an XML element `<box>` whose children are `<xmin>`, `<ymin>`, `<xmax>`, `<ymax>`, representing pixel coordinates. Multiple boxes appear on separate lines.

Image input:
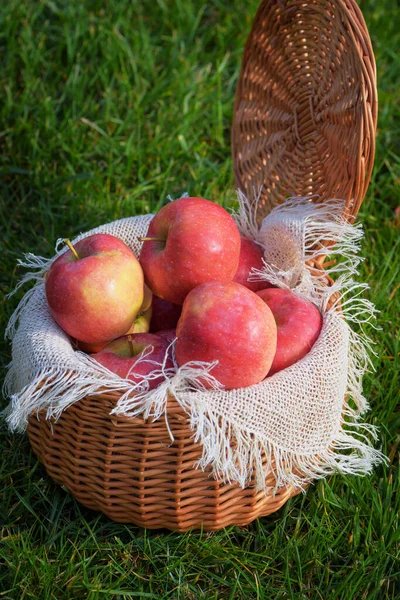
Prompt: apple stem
<box><xmin>64</xmin><ymin>238</ymin><xmax>80</xmax><ymax>260</ymax></box>
<box><xmin>128</xmin><ymin>335</ymin><xmax>135</xmax><ymax>357</ymax></box>
<box><xmin>138</xmin><ymin>236</ymin><xmax>165</xmax><ymax>242</ymax></box>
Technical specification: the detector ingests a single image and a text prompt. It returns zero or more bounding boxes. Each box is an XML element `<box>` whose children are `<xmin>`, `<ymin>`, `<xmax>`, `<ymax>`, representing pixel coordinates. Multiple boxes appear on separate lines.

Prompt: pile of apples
<box><xmin>45</xmin><ymin>197</ymin><xmax>322</xmax><ymax>390</ymax></box>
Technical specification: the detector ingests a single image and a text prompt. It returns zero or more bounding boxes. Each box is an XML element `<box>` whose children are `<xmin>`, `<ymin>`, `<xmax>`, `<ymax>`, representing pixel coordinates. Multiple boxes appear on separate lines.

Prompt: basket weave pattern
<box><xmin>28</xmin><ymin>395</ymin><xmax>298</xmax><ymax>530</ymax></box>
<box><xmin>26</xmin><ymin>0</ymin><xmax>377</xmax><ymax>531</ymax></box>
<box><xmin>232</xmin><ymin>0</ymin><xmax>377</xmax><ymax>222</ymax></box>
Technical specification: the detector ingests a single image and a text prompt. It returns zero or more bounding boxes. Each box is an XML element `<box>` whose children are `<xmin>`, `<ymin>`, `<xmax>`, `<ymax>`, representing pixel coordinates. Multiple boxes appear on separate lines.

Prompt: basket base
<box><xmin>27</xmin><ymin>393</ymin><xmax>302</xmax><ymax>531</ymax></box>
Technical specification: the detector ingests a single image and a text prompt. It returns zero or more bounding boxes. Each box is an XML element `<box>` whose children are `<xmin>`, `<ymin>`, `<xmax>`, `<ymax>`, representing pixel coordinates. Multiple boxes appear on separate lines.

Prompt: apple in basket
<box><xmin>149</xmin><ymin>295</ymin><xmax>182</xmax><ymax>332</ymax></box>
<box><xmin>72</xmin><ymin>284</ymin><xmax>154</xmax><ymax>353</ymax></box>
<box><xmin>233</xmin><ymin>236</ymin><xmax>274</xmax><ymax>292</ymax></box>
<box><xmin>156</xmin><ymin>329</ymin><xmax>176</xmax><ymax>364</ymax></box>
<box><xmin>45</xmin><ymin>233</ymin><xmax>144</xmax><ymax>345</ymax></box>
<box><xmin>90</xmin><ymin>332</ymin><xmax>173</xmax><ymax>389</ymax></box>
<box><xmin>257</xmin><ymin>288</ymin><xmax>323</xmax><ymax>375</ymax></box>
<box><xmin>175</xmin><ymin>281</ymin><xmax>277</xmax><ymax>389</ymax></box>
<box><xmin>125</xmin><ymin>283</ymin><xmax>153</xmax><ymax>334</ymax></box>
<box><xmin>139</xmin><ymin>197</ymin><xmax>241</xmax><ymax>304</ymax></box>
<box><xmin>157</xmin><ymin>328</ymin><xmax>177</xmax><ymax>344</ymax></box>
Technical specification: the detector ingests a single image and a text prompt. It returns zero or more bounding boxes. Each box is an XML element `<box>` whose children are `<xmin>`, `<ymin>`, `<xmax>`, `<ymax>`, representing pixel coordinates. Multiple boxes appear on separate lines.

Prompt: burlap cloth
<box><xmin>3</xmin><ymin>194</ymin><xmax>385</xmax><ymax>491</ymax></box>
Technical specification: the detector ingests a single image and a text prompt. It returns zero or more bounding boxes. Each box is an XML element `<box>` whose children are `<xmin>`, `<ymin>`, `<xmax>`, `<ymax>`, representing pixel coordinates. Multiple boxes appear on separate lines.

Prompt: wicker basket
<box><xmin>26</xmin><ymin>0</ymin><xmax>377</xmax><ymax>531</ymax></box>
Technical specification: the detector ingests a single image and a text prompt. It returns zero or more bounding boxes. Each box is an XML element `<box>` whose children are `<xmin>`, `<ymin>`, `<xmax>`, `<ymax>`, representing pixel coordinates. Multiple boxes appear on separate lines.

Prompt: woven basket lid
<box><xmin>232</xmin><ymin>0</ymin><xmax>377</xmax><ymax>223</ymax></box>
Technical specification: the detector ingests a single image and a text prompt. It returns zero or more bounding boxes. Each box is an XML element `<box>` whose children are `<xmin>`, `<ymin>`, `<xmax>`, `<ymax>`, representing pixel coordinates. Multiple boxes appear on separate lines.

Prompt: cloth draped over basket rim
<box><xmin>3</xmin><ymin>192</ymin><xmax>386</xmax><ymax>493</ymax></box>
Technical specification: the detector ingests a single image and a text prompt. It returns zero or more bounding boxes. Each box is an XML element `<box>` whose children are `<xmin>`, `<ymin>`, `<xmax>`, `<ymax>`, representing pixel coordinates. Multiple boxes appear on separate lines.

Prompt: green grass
<box><xmin>0</xmin><ymin>0</ymin><xmax>399</xmax><ymax>598</ymax></box>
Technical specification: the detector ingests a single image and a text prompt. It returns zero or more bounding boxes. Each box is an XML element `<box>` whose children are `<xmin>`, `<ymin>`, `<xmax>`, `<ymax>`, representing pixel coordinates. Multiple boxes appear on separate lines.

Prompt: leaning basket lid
<box><xmin>232</xmin><ymin>0</ymin><xmax>377</xmax><ymax>223</ymax></box>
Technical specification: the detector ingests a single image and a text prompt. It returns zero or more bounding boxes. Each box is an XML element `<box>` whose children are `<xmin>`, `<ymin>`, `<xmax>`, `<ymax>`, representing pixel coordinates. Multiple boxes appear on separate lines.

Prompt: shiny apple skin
<box><xmin>72</xmin><ymin>286</ymin><xmax>153</xmax><ymax>351</ymax></box>
<box><xmin>45</xmin><ymin>234</ymin><xmax>144</xmax><ymax>345</ymax></box>
<box><xmin>91</xmin><ymin>333</ymin><xmax>173</xmax><ymax>389</ymax></box>
<box><xmin>256</xmin><ymin>288</ymin><xmax>322</xmax><ymax>375</ymax></box>
<box><xmin>175</xmin><ymin>281</ymin><xmax>277</xmax><ymax>390</ymax></box>
<box><xmin>139</xmin><ymin>197</ymin><xmax>241</xmax><ymax>304</ymax></box>
<box><xmin>233</xmin><ymin>237</ymin><xmax>273</xmax><ymax>292</ymax></box>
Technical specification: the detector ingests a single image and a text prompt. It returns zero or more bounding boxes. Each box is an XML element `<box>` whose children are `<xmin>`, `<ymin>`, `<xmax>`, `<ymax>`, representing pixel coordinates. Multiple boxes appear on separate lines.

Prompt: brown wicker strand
<box><xmin>27</xmin><ymin>396</ymin><xmax>299</xmax><ymax>530</ymax></box>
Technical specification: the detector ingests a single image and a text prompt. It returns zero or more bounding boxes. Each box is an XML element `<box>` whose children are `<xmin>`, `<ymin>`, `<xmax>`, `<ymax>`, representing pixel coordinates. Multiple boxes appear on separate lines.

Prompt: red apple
<box><xmin>91</xmin><ymin>333</ymin><xmax>173</xmax><ymax>389</ymax></box>
<box><xmin>139</xmin><ymin>197</ymin><xmax>241</xmax><ymax>304</ymax></box>
<box><xmin>233</xmin><ymin>237</ymin><xmax>273</xmax><ymax>292</ymax></box>
<box><xmin>156</xmin><ymin>329</ymin><xmax>177</xmax><ymax>364</ymax></box>
<box><xmin>256</xmin><ymin>288</ymin><xmax>322</xmax><ymax>375</ymax></box>
<box><xmin>45</xmin><ymin>233</ymin><xmax>144</xmax><ymax>344</ymax></box>
<box><xmin>72</xmin><ymin>285</ymin><xmax>153</xmax><ymax>353</ymax></box>
<box><xmin>150</xmin><ymin>295</ymin><xmax>181</xmax><ymax>332</ymax></box>
<box><xmin>175</xmin><ymin>281</ymin><xmax>277</xmax><ymax>390</ymax></box>
<box><xmin>157</xmin><ymin>328</ymin><xmax>177</xmax><ymax>344</ymax></box>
